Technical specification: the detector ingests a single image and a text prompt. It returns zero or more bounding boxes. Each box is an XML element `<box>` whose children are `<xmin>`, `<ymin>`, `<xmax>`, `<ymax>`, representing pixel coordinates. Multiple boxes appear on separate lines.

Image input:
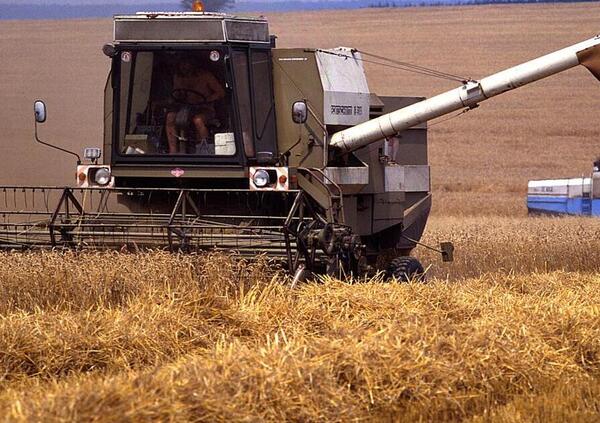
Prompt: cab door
<box><xmin>231</xmin><ymin>48</ymin><xmax>278</xmax><ymax>163</ymax></box>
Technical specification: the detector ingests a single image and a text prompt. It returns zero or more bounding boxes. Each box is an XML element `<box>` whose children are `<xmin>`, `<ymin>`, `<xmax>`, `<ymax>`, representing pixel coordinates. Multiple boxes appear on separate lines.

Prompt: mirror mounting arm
<box><xmin>33</xmin><ymin>100</ymin><xmax>81</xmax><ymax>165</ymax></box>
<box><xmin>34</xmin><ymin>122</ymin><xmax>81</xmax><ymax>166</ymax></box>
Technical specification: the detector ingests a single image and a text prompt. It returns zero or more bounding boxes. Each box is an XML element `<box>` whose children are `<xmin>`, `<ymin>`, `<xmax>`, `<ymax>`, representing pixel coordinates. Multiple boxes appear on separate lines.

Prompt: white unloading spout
<box><xmin>330</xmin><ymin>35</ymin><xmax>600</xmax><ymax>154</ymax></box>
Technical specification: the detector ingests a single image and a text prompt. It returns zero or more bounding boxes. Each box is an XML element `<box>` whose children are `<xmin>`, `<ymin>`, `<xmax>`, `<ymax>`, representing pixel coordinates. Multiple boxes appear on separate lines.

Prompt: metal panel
<box><xmin>405</xmin><ymin>165</ymin><xmax>430</xmax><ymax>192</ymax></box>
<box><xmin>272</xmin><ymin>49</ymin><xmax>325</xmax><ymax>169</ymax></box>
<box><xmin>373</xmin><ymin>192</ymin><xmax>404</xmax><ymax>233</ymax></box>
<box><xmin>324</xmin><ymin>165</ymin><xmax>368</xmax><ymax>194</ymax></box>
<box><xmin>224</xmin><ymin>20</ymin><xmax>269</xmax><ymax>43</ymax></box>
<box><xmin>316</xmin><ymin>47</ymin><xmax>370</xmax><ymax>126</ymax></box>
<box><xmin>593</xmin><ymin>173</ymin><xmax>600</xmax><ymax>198</ymax></box>
<box><xmin>103</xmin><ymin>72</ymin><xmax>113</xmax><ymax>166</ymax></box>
<box><xmin>115</xmin><ymin>19</ymin><xmax>225</xmax><ymax>42</ymax></box>
<box><xmin>528</xmin><ymin>178</ymin><xmax>591</xmax><ymax>198</ymax></box>
<box><xmin>355</xmin><ymin>195</ymin><xmax>372</xmax><ymax>236</ymax></box>
<box><xmin>384</xmin><ymin>165</ymin><xmax>430</xmax><ymax>193</ymax></box>
<box><xmin>111</xmin><ymin>166</ymin><xmax>246</xmax><ymax>179</ymax></box>
<box><xmin>528</xmin><ymin>179</ymin><xmax>570</xmax><ymax>196</ymax></box>
<box><xmin>568</xmin><ymin>178</ymin><xmax>590</xmax><ymax>198</ymax></box>
<box><xmin>114</xmin><ymin>15</ymin><xmax>270</xmax><ymax>44</ymax></box>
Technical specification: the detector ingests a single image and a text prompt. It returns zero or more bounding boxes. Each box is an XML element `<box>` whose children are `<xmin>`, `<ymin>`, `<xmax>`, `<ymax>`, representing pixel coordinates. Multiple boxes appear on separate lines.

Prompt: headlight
<box><xmin>253</xmin><ymin>169</ymin><xmax>270</xmax><ymax>188</ymax></box>
<box><xmin>94</xmin><ymin>167</ymin><xmax>111</xmax><ymax>186</ymax></box>
<box><xmin>83</xmin><ymin>147</ymin><xmax>102</xmax><ymax>161</ymax></box>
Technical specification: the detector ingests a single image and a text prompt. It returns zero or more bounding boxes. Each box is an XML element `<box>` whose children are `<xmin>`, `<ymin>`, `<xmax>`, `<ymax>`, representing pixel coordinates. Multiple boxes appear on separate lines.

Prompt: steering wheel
<box><xmin>171</xmin><ymin>88</ymin><xmax>208</xmax><ymax>106</ymax></box>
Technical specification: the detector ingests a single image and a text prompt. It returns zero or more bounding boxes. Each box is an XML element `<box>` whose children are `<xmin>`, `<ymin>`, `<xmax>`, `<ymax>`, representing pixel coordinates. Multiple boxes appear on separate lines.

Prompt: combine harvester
<box><xmin>1</xmin><ymin>1</ymin><xmax>600</xmax><ymax>280</ymax></box>
<box><xmin>527</xmin><ymin>160</ymin><xmax>600</xmax><ymax>216</ymax></box>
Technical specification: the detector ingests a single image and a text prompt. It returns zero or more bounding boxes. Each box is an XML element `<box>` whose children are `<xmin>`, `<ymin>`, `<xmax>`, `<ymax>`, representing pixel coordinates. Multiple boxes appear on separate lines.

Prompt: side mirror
<box><xmin>34</xmin><ymin>100</ymin><xmax>46</xmax><ymax>123</ymax></box>
<box><xmin>292</xmin><ymin>101</ymin><xmax>308</xmax><ymax>124</ymax></box>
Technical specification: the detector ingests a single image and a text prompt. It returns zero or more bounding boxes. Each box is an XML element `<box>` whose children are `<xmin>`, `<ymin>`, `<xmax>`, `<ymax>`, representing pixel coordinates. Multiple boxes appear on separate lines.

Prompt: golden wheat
<box><xmin>421</xmin><ymin>215</ymin><xmax>600</xmax><ymax>279</ymax></box>
<box><xmin>0</xmin><ymin>216</ymin><xmax>599</xmax><ymax>421</ymax></box>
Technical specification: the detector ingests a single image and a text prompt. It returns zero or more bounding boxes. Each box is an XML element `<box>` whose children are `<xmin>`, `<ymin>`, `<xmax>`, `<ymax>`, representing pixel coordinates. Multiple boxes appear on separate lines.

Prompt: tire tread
<box><xmin>387</xmin><ymin>256</ymin><xmax>425</xmax><ymax>282</ymax></box>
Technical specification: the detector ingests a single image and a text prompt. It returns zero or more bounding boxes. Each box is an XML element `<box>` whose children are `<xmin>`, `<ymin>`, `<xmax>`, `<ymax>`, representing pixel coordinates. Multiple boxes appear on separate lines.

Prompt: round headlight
<box><xmin>253</xmin><ymin>169</ymin><xmax>270</xmax><ymax>188</ymax></box>
<box><xmin>94</xmin><ymin>167</ymin><xmax>111</xmax><ymax>186</ymax></box>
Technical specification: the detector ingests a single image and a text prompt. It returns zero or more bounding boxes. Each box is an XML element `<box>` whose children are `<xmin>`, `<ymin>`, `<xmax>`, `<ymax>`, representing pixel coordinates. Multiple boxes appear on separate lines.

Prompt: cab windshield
<box><xmin>117</xmin><ymin>49</ymin><xmax>236</xmax><ymax>157</ymax></box>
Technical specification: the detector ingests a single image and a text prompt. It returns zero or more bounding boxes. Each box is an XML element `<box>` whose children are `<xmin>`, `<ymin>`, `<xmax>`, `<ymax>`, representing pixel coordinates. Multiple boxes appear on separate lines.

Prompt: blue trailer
<box><xmin>527</xmin><ymin>173</ymin><xmax>600</xmax><ymax>216</ymax></box>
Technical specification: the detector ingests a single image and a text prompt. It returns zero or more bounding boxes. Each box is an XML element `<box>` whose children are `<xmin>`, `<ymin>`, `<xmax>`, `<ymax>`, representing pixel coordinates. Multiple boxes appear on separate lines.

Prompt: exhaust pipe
<box><xmin>330</xmin><ymin>35</ymin><xmax>600</xmax><ymax>154</ymax></box>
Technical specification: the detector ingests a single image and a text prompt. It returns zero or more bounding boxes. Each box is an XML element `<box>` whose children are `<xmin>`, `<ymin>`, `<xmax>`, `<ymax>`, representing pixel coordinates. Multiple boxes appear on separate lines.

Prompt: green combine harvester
<box><xmin>2</xmin><ymin>5</ymin><xmax>600</xmax><ymax>280</ymax></box>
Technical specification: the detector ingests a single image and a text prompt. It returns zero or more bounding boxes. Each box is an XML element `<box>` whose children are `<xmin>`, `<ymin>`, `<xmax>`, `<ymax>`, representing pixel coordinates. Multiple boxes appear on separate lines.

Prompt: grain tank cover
<box><xmin>316</xmin><ymin>47</ymin><xmax>370</xmax><ymax>126</ymax></box>
<box><xmin>113</xmin><ymin>12</ymin><xmax>270</xmax><ymax>44</ymax></box>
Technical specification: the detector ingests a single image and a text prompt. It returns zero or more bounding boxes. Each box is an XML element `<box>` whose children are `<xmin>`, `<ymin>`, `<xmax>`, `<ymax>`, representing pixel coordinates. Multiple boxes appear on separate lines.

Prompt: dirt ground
<box><xmin>0</xmin><ymin>3</ymin><xmax>599</xmax><ymax>205</ymax></box>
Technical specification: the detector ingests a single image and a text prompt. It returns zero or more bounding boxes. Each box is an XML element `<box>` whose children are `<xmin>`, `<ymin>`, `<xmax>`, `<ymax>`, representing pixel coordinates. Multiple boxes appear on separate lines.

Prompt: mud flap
<box><xmin>440</xmin><ymin>242</ymin><xmax>454</xmax><ymax>263</ymax></box>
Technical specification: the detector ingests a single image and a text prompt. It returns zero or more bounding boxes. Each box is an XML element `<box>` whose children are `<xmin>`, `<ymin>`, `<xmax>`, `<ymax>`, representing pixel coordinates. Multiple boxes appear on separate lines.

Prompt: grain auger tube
<box><xmin>330</xmin><ymin>35</ymin><xmax>600</xmax><ymax>154</ymax></box>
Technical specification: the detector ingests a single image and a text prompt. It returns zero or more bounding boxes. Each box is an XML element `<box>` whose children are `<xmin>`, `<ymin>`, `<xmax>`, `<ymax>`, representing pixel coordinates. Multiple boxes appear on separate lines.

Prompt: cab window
<box><xmin>117</xmin><ymin>49</ymin><xmax>236</xmax><ymax>157</ymax></box>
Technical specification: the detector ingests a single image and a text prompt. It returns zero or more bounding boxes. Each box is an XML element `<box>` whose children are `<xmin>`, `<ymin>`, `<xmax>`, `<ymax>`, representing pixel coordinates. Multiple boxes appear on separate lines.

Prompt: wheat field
<box><xmin>0</xmin><ymin>217</ymin><xmax>599</xmax><ymax>421</ymax></box>
<box><xmin>0</xmin><ymin>237</ymin><xmax>599</xmax><ymax>421</ymax></box>
<box><xmin>1</xmin><ymin>2</ymin><xmax>600</xmax><ymax>421</ymax></box>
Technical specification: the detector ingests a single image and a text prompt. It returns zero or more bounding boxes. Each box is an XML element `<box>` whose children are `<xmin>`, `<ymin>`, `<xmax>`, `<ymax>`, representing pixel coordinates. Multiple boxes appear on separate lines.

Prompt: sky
<box><xmin>0</xmin><ymin>0</ymin><xmax>493</xmax><ymax>18</ymax></box>
<box><xmin>0</xmin><ymin>0</ymin><xmax>170</xmax><ymax>3</ymax></box>
<box><xmin>0</xmin><ymin>0</ymin><xmax>356</xmax><ymax>3</ymax></box>
<box><xmin>2</xmin><ymin>0</ymin><xmax>261</xmax><ymax>3</ymax></box>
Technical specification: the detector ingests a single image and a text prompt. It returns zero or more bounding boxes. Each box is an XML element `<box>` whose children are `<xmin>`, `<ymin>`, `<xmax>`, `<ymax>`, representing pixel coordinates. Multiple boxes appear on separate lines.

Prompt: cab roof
<box><xmin>113</xmin><ymin>12</ymin><xmax>270</xmax><ymax>44</ymax></box>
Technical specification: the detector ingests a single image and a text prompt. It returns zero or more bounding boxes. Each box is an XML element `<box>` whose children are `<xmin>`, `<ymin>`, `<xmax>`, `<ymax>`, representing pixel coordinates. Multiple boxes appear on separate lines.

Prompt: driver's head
<box><xmin>176</xmin><ymin>57</ymin><xmax>200</xmax><ymax>76</ymax></box>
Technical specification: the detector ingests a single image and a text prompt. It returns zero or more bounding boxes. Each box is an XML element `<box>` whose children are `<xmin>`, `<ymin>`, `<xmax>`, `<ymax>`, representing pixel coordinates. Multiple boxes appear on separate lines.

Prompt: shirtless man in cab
<box><xmin>166</xmin><ymin>57</ymin><xmax>225</xmax><ymax>154</ymax></box>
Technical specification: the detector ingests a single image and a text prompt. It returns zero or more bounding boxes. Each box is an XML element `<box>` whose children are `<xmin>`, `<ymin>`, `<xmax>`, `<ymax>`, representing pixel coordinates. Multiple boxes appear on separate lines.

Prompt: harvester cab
<box><xmin>3</xmin><ymin>11</ymin><xmax>600</xmax><ymax>281</ymax></box>
<box><xmin>92</xmin><ymin>13</ymin><xmax>278</xmax><ymax>188</ymax></box>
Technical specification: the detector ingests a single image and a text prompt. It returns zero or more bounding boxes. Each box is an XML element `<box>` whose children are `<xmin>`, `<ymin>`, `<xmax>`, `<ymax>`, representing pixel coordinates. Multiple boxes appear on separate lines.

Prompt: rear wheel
<box><xmin>386</xmin><ymin>256</ymin><xmax>425</xmax><ymax>282</ymax></box>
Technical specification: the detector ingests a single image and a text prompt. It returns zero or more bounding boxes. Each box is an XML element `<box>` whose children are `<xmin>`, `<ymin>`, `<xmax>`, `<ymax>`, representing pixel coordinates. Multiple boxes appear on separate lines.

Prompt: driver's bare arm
<box><xmin>204</xmin><ymin>72</ymin><xmax>225</xmax><ymax>102</ymax></box>
<box><xmin>173</xmin><ymin>71</ymin><xmax>223</xmax><ymax>104</ymax></box>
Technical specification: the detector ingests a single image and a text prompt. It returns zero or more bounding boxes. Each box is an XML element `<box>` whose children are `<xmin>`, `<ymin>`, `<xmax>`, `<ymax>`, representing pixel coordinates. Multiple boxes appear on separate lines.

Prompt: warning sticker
<box><xmin>171</xmin><ymin>168</ymin><xmax>185</xmax><ymax>178</ymax></box>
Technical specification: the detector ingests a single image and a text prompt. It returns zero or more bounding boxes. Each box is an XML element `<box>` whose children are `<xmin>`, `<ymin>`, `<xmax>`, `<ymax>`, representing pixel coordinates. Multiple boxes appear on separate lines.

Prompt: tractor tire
<box><xmin>386</xmin><ymin>256</ymin><xmax>425</xmax><ymax>282</ymax></box>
